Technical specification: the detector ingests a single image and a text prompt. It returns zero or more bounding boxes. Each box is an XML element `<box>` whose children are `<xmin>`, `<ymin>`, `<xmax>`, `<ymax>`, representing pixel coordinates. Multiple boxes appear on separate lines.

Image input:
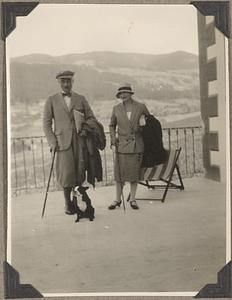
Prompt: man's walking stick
<box><xmin>41</xmin><ymin>148</ymin><xmax>56</xmax><ymax>218</ymax></box>
<box><xmin>115</xmin><ymin>145</ymin><xmax>126</xmax><ymax>212</ymax></box>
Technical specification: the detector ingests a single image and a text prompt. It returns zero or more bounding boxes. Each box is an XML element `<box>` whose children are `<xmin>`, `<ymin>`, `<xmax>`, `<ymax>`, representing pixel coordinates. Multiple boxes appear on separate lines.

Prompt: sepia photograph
<box><xmin>2</xmin><ymin>2</ymin><xmax>231</xmax><ymax>297</ymax></box>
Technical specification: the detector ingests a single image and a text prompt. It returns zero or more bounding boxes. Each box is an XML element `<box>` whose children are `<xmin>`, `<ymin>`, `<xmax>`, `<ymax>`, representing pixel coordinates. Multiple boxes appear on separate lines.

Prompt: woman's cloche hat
<box><xmin>116</xmin><ymin>83</ymin><xmax>134</xmax><ymax>98</ymax></box>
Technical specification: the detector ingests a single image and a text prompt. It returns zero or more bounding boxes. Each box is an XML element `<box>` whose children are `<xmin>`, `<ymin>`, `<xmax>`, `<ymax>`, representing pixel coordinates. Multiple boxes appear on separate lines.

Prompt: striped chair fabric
<box><xmin>140</xmin><ymin>149</ymin><xmax>179</xmax><ymax>181</ymax></box>
<box><xmin>136</xmin><ymin>148</ymin><xmax>184</xmax><ymax>202</ymax></box>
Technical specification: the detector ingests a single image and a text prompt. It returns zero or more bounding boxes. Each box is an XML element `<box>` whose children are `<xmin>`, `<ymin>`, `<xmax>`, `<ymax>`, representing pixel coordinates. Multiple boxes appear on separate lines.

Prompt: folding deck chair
<box><xmin>128</xmin><ymin>148</ymin><xmax>184</xmax><ymax>203</ymax></box>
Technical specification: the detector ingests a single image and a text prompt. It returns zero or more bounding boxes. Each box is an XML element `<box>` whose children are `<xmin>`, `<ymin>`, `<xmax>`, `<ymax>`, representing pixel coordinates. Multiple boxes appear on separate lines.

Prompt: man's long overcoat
<box><xmin>43</xmin><ymin>92</ymin><xmax>96</xmax><ymax>186</ymax></box>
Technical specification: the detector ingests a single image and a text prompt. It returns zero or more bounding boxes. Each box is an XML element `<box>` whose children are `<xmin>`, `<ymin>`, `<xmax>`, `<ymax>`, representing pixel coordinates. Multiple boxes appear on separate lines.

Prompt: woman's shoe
<box><xmin>130</xmin><ymin>200</ymin><xmax>139</xmax><ymax>210</ymax></box>
<box><xmin>108</xmin><ymin>200</ymin><xmax>122</xmax><ymax>210</ymax></box>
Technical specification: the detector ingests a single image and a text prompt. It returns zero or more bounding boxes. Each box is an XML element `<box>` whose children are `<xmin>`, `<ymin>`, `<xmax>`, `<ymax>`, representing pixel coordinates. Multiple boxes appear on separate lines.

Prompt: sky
<box><xmin>6</xmin><ymin>4</ymin><xmax>199</xmax><ymax>58</ymax></box>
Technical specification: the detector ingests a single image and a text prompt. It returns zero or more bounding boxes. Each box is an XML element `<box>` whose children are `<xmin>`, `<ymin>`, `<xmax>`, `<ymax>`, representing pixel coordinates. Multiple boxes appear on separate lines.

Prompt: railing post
<box><xmin>112</xmin><ymin>148</ymin><xmax>115</xmax><ymax>165</ymax></box>
<box><xmin>192</xmin><ymin>128</ymin><xmax>196</xmax><ymax>174</ymax></box>
<box><xmin>176</xmin><ymin>129</ymin><xmax>179</xmax><ymax>149</ymax></box>
<box><xmin>175</xmin><ymin>128</ymin><xmax>180</xmax><ymax>166</ymax></box>
<box><xmin>31</xmin><ymin>138</ymin><xmax>37</xmax><ymax>188</ymax></box>
<box><xmin>12</xmin><ymin>140</ymin><xmax>18</xmax><ymax>192</ymax></box>
<box><xmin>168</xmin><ymin>128</ymin><xmax>171</xmax><ymax>150</ymax></box>
<box><xmin>103</xmin><ymin>148</ymin><xmax>108</xmax><ymax>185</ymax></box>
<box><xmin>22</xmin><ymin>139</ymin><xmax>28</xmax><ymax>192</ymax></box>
<box><xmin>184</xmin><ymin>128</ymin><xmax>188</xmax><ymax>174</ymax></box>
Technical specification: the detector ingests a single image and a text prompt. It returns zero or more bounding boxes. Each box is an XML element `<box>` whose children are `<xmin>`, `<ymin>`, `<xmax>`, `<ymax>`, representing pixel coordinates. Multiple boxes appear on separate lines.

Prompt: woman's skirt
<box><xmin>114</xmin><ymin>152</ymin><xmax>143</xmax><ymax>182</ymax></box>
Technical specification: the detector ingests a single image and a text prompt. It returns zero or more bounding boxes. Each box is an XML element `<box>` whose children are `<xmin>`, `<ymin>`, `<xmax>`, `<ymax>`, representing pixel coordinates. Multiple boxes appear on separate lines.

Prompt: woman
<box><xmin>108</xmin><ymin>83</ymin><xmax>150</xmax><ymax>210</ymax></box>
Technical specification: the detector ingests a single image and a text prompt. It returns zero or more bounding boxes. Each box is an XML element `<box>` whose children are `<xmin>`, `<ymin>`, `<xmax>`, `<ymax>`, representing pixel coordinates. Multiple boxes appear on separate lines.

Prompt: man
<box><xmin>43</xmin><ymin>70</ymin><xmax>96</xmax><ymax>214</ymax></box>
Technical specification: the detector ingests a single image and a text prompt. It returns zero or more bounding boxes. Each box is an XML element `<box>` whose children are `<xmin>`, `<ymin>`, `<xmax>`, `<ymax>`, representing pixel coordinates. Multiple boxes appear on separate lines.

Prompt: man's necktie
<box><xmin>62</xmin><ymin>92</ymin><xmax>71</xmax><ymax>97</ymax></box>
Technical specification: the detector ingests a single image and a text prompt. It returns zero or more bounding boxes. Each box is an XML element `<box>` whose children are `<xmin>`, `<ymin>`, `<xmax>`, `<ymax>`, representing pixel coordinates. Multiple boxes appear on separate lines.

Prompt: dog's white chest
<box><xmin>76</xmin><ymin>194</ymin><xmax>86</xmax><ymax>211</ymax></box>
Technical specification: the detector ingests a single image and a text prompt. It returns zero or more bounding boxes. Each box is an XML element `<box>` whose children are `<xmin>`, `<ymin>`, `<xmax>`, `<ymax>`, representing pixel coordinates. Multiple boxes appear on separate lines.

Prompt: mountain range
<box><xmin>10</xmin><ymin>51</ymin><xmax>199</xmax><ymax>104</ymax></box>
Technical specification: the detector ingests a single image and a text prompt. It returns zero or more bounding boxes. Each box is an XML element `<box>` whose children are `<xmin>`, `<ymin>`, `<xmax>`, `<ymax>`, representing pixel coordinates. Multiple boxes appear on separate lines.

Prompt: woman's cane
<box><xmin>115</xmin><ymin>144</ymin><xmax>126</xmax><ymax>212</ymax></box>
<box><xmin>41</xmin><ymin>148</ymin><xmax>57</xmax><ymax>218</ymax></box>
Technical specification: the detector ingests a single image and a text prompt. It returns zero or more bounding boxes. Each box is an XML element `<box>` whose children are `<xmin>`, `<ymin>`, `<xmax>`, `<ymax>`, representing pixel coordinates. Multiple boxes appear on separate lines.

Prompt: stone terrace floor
<box><xmin>9</xmin><ymin>177</ymin><xmax>227</xmax><ymax>295</ymax></box>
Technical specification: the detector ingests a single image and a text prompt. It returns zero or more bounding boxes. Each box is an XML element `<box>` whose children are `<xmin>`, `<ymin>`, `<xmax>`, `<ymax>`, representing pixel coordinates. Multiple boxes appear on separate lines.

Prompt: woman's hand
<box><xmin>139</xmin><ymin>114</ymin><xmax>146</xmax><ymax>126</ymax></box>
<box><xmin>50</xmin><ymin>142</ymin><xmax>58</xmax><ymax>153</ymax></box>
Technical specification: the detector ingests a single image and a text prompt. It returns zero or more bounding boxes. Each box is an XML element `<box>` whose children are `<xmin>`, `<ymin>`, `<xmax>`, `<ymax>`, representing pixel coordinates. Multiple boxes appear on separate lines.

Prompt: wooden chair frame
<box><xmin>127</xmin><ymin>148</ymin><xmax>184</xmax><ymax>203</ymax></box>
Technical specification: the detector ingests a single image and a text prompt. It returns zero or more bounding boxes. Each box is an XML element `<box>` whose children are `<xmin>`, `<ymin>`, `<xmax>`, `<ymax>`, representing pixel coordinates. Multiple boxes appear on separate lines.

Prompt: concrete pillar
<box><xmin>197</xmin><ymin>12</ymin><xmax>228</xmax><ymax>182</ymax></box>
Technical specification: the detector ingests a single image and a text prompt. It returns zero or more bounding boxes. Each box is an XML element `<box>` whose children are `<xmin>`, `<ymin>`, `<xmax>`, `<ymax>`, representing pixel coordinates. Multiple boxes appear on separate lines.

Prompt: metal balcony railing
<box><xmin>11</xmin><ymin>126</ymin><xmax>204</xmax><ymax>195</ymax></box>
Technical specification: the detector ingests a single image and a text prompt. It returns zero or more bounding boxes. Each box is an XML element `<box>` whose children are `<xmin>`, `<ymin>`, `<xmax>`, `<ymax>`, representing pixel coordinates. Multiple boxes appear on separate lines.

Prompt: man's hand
<box><xmin>110</xmin><ymin>138</ymin><xmax>119</xmax><ymax>149</ymax></box>
<box><xmin>50</xmin><ymin>143</ymin><xmax>58</xmax><ymax>153</ymax></box>
<box><xmin>79</xmin><ymin>129</ymin><xmax>87</xmax><ymax>137</ymax></box>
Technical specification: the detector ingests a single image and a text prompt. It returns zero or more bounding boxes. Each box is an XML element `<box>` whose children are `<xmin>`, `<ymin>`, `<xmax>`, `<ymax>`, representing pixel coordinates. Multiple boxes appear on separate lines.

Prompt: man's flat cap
<box><xmin>56</xmin><ymin>70</ymin><xmax>74</xmax><ymax>79</ymax></box>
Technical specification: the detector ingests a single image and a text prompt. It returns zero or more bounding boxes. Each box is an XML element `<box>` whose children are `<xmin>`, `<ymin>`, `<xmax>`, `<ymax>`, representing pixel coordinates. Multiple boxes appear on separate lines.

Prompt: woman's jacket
<box><xmin>109</xmin><ymin>100</ymin><xmax>149</xmax><ymax>153</ymax></box>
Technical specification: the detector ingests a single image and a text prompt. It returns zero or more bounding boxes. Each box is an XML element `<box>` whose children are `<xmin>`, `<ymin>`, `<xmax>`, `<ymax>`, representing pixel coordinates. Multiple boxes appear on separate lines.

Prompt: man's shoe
<box><xmin>64</xmin><ymin>187</ymin><xmax>74</xmax><ymax>215</ymax></box>
<box><xmin>108</xmin><ymin>200</ymin><xmax>122</xmax><ymax>210</ymax></box>
<box><xmin>65</xmin><ymin>202</ymin><xmax>75</xmax><ymax>215</ymax></box>
<box><xmin>129</xmin><ymin>200</ymin><xmax>139</xmax><ymax>210</ymax></box>
<box><xmin>65</xmin><ymin>209</ymin><xmax>75</xmax><ymax>215</ymax></box>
